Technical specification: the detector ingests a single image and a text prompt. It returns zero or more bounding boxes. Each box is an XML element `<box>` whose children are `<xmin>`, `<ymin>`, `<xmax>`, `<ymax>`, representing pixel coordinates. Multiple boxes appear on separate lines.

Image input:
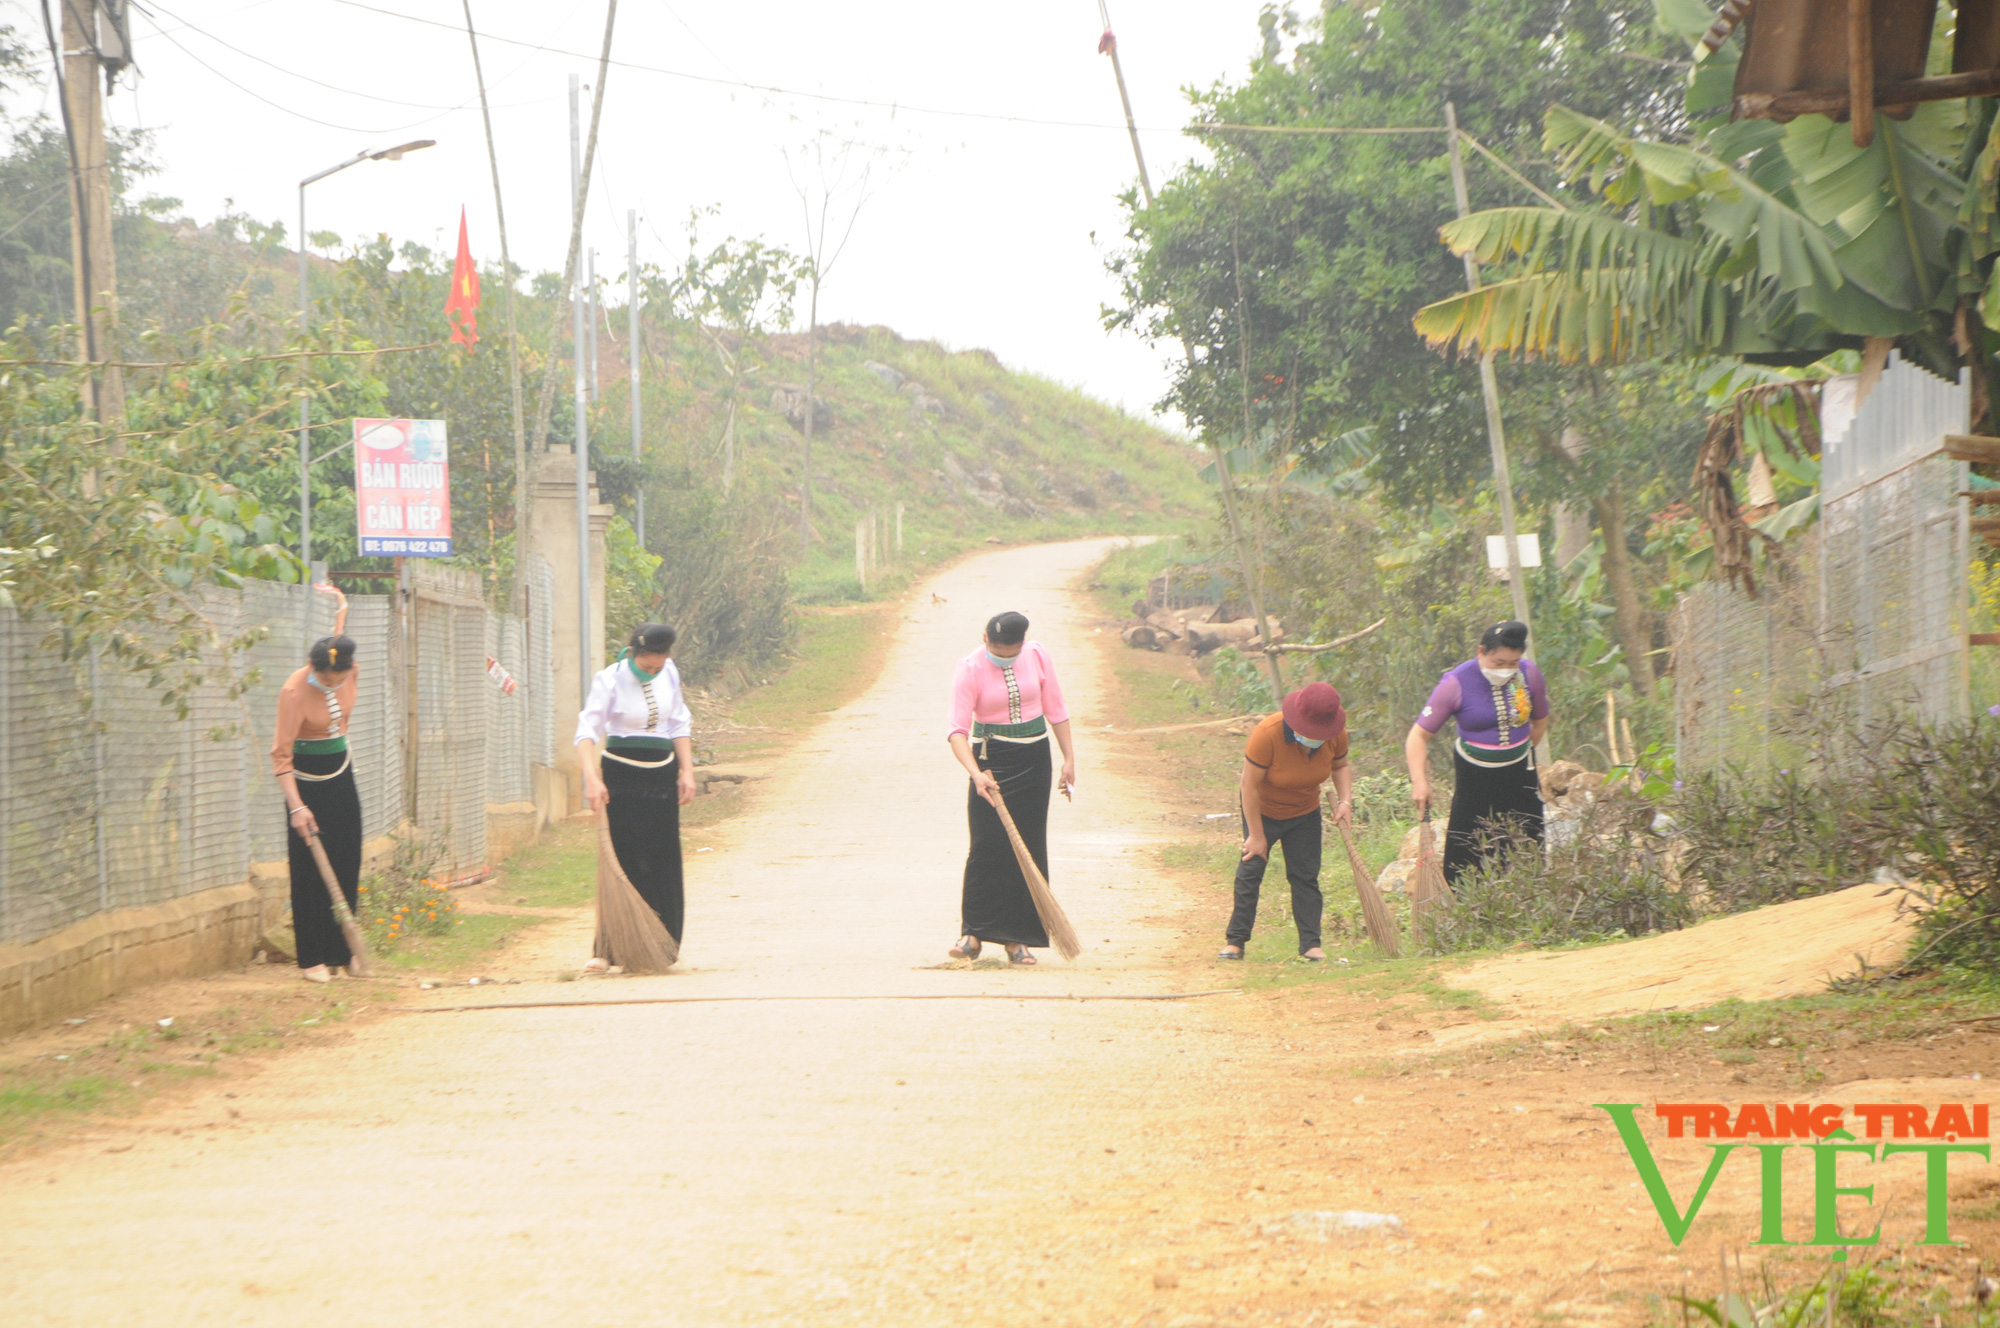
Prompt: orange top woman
<box><xmin>1219</xmin><ymin>682</ymin><xmax>1351</xmax><ymax>962</ymax></box>
<box><xmin>270</xmin><ymin>583</ymin><xmax>360</xmax><ymax>983</ymax></box>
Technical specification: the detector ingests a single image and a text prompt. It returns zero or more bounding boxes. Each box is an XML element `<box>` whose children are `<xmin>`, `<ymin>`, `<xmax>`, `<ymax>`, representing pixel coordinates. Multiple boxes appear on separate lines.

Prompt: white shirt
<box><xmin>573</xmin><ymin>658</ymin><xmax>693</xmax><ymax>746</ymax></box>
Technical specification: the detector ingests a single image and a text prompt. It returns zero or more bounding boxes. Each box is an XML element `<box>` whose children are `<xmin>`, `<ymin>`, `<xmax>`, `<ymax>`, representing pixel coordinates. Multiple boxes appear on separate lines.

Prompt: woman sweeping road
<box><xmin>576</xmin><ymin>623</ymin><xmax>698</xmax><ymax>972</ymax></box>
<box><xmin>1404</xmin><ymin>620</ymin><xmax>1550</xmax><ymax>884</ymax></box>
<box><xmin>946</xmin><ymin>611</ymin><xmax>1076</xmax><ymax>965</ymax></box>
<box><xmin>1218</xmin><ymin>682</ymin><xmax>1352</xmax><ymax>962</ymax></box>
<box><xmin>271</xmin><ymin>584</ymin><xmax>362</xmax><ymax>984</ymax></box>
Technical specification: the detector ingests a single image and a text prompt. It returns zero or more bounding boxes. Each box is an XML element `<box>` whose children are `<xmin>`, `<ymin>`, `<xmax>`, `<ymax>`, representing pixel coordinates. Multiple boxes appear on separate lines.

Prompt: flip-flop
<box><xmin>948</xmin><ymin>936</ymin><xmax>981</xmax><ymax>960</ymax></box>
<box><xmin>1217</xmin><ymin>946</ymin><xmax>1245</xmax><ymax>960</ymax></box>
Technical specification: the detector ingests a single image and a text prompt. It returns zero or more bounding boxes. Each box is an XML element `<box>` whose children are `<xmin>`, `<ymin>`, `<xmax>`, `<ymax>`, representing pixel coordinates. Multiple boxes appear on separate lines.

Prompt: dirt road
<box><xmin>0</xmin><ymin>539</ymin><xmax>1264</xmax><ymax>1326</ymax></box>
<box><xmin>6</xmin><ymin>539</ymin><xmax>1996</xmax><ymax>1328</ymax></box>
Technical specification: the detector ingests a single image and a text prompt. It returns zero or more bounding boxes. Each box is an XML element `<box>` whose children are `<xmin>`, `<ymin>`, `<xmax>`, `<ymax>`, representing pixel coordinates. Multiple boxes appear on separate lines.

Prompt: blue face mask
<box><xmin>986</xmin><ymin>651</ymin><xmax>1018</xmax><ymax>670</ymax></box>
<box><xmin>1295</xmin><ymin>735</ymin><xmax>1325</xmax><ymax>750</ymax></box>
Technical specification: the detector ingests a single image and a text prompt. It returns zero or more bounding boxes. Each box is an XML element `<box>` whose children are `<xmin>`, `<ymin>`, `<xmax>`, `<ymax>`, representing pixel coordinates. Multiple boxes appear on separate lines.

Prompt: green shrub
<box><xmin>358</xmin><ymin>829</ymin><xmax>458</xmax><ymax>954</ymax></box>
<box><xmin>1853</xmin><ymin>716</ymin><xmax>2000</xmax><ymax>971</ymax></box>
<box><xmin>1669</xmin><ymin>765</ymin><xmax>1869</xmax><ymax>911</ymax></box>
<box><xmin>1425</xmin><ymin>795</ymin><xmax>1693</xmax><ymax>952</ymax></box>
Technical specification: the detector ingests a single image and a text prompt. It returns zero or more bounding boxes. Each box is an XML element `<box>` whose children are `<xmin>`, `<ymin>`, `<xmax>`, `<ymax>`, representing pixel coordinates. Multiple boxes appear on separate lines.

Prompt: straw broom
<box><xmin>593</xmin><ymin>819</ymin><xmax>680</xmax><ymax>973</ymax></box>
<box><xmin>1410</xmin><ymin>804</ymin><xmax>1454</xmax><ymax>942</ymax></box>
<box><xmin>303</xmin><ymin>828</ymin><xmax>370</xmax><ymax>977</ymax></box>
<box><xmin>1332</xmin><ymin>793</ymin><xmax>1398</xmax><ymax>957</ymax></box>
<box><xmin>989</xmin><ymin>785</ymin><xmax>1082</xmax><ymax>961</ymax></box>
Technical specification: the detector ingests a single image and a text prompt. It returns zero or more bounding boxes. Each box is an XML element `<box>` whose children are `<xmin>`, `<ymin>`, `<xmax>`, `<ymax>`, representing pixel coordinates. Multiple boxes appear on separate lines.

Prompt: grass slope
<box><xmin>633</xmin><ymin>320</ymin><xmax>1210</xmax><ymax>602</ymax></box>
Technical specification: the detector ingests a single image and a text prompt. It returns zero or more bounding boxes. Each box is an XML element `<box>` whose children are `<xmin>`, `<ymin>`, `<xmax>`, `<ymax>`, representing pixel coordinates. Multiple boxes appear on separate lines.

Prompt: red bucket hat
<box><xmin>1280</xmin><ymin>681</ymin><xmax>1345</xmax><ymax>742</ymax></box>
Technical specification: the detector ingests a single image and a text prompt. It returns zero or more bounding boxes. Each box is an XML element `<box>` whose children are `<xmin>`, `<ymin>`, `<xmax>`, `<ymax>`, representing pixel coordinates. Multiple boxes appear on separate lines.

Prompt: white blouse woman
<box><xmin>575</xmin><ymin>622</ymin><xmax>697</xmax><ymax>971</ymax></box>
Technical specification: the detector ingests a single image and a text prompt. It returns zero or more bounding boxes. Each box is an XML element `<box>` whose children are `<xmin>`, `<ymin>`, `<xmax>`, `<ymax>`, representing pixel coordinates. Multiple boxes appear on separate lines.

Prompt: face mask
<box><xmin>1295</xmin><ymin>736</ymin><xmax>1324</xmax><ymax>751</ymax></box>
<box><xmin>1481</xmin><ymin>666</ymin><xmax>1519</xmax><ymax>685</ymax></box>
<box><xmin>986</xmin><ymin>651</ymin><xmax>1017</xmax><ymax>670</ymax></box>
<box><xmin>628</xmin><ymin>656</ymin><xmax>660</xmax><ymax>683</ymax></box>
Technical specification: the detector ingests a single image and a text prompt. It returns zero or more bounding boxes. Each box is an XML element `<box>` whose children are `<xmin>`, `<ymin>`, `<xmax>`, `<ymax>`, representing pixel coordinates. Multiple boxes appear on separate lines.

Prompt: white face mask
<box><xmin>1295</xmin><ymin>735</ymin><xmax>1324</xmax><ymax>750</ymax></box>
<box><xmin>1480</xmin><ymin>666</ymin><xmax>1519</xmax><ymax>686</ymax></box>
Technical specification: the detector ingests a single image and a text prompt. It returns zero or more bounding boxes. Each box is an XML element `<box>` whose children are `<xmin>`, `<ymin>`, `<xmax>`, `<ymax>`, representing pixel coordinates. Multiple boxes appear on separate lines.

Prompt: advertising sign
<box><xmin>354</xmin><ymin>418</ymin><xmax>453</xmax><ymax>557</ymax></box>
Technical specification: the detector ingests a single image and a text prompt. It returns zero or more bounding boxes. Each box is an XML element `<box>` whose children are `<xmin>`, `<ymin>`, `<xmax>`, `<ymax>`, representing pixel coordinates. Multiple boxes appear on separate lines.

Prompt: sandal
<box><xmin>581</xmin><ymin>957</ymin><xmax>610</xmax><ymax>974</ymax></box>
<box><xmin>1007</xmin><ymin>944</ymin><xmax>1037</xmax><ymax>966</ymax></box>
<box><xmin>1217</xmin><ymin>945</ymin><xmax>1245</xmax><ymax>960</ymax></box>
<box><xmin>948</xmin><ymin>936</ymin><xmax>981</xmax><ymax>960</ymax></box>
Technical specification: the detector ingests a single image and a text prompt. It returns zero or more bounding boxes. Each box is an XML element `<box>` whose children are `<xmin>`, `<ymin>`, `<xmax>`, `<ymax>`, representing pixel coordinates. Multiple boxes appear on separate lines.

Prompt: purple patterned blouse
<box><xmin>1416</xmin><ymin>658</ymin><xmax>1549</xmax><ymax>749</ymax></box>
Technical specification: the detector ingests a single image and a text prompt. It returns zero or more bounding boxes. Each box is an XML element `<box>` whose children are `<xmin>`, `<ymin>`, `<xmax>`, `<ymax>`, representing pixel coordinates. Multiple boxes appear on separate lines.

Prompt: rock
<box><xmin>1104</xmin><ymin>468</ymin><xmax>1129</xmax><ymax>493</ymax></box>
<box><xmin>258</xmin><ymin>927</ymin><xmax>296</xmax><ymax>963</ymax></box>
<box><xmin>911</xmin><ymin>393</ymin><xmax>945</xmax><ymax>416</ymax></box>
<box><xmin>1286</xmin><ymin>1210</ymin><xmax>1405</xmax><ymax>1240</ymax></box>
<box><xmin>1376</xmin><ymin>859</ymin><xmax>1414</xmax><ymax>895</ymax></box>
<box><xmin>978</xmin><ymin>389</ymin><xmax>1005</xmax><ymax>414</ymax></box>
<box><xmin>1131</xmin><ymin>598</ymin><xmax>1151</xmax><ymax>619</ymax></box>
<box><xmin>1034</xmin><ymin>471</ymin><xmax>1055</xmax><ymax>494</ymax></box>
<box><xmin>984</xmin><ymin>536</ymin><xmax>1002</xmax><ymax>545</ymax></box>
<box><xmin>768</xmin><ymin>387</ymin><xmax>832</xmax><ymax>433</ymax></box>
<box><xmin>861</xmin><ymin>359</ymin><xmax>904</xmax><ymax>389</ymax></box>
<box><xmin>1540</xmin><ymin>758</ymin><xmax>1588</xmax><ymax>799</ymax></box>
<box><xmin>1070</xmin><ymin>487</ymin><xmax>1098</xmax><ymax>509</ymax></box>
<box><xmin>1397</xmin><ymin>825</ymin><xmax>1423</xmax><ymax>861</ymax></box>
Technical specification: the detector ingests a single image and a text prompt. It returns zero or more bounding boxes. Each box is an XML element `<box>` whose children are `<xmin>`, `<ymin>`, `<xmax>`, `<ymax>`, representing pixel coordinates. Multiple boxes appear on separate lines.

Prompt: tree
<box><xmin>670</xmin><ymin>214</ymin><xmax>798</xmax><ymax>494</ymax></box>
<box><xmin>1413</xmin><ymin>8</ymin><xmax>1999</xmax><ymax>402</ymax></box>
<box><xmin>1106</xmin><ymin>0</ymin><xmax>1688</xmax><ymax>503</ymax></box>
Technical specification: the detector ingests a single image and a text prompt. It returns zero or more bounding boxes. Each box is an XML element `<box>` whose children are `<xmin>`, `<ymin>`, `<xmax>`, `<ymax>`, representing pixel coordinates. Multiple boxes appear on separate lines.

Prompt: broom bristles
<box><xmin>595</xmin><ymin>820</ymin><xmax>680</xmax><ymax>973</ymax></box>
<box><xmin>1336</xmin><ymin>814</ymin><xmax>1399</xmax><ymax>958</ymax></box>
<box><xmin>991</xmin><ymin>789</ymin><xmax>1082</xmax><ymax>961</ymax></box>
<box><xmin>1411</xmin><ymin>814</ymin><xmax>1454</xmax><ymax>945</ymax></box>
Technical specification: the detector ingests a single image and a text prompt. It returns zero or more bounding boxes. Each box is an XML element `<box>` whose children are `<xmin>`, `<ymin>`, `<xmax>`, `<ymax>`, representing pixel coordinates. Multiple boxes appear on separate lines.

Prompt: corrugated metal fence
<box><xmin>1674</xmin><ymin>355</ymin><xmax>1973</xmax><ymax>773</ymax></box>
<box><xmin>0</xmin><ymin>556</ymin><xmax>557</xmax><ymax>948</ymax></box>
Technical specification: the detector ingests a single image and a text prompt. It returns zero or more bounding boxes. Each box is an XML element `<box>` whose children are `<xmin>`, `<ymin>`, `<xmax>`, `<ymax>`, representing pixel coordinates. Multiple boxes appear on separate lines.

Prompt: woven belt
<box><xmin>972</xmin><ymin>716</ymin><xmax>1047</xmax><ymax>741</ymax></box>
<box><xmin>1455</xmin><ymin>737</ymin><xmax>1531</xmax><ymax>769</ymax></box>
<box><xmin>603</xmin><ymin>746</ymin><xmax>676</xmax><ymax>769</ymax></box>
<box><xmin>291</xmin><ymin>750</ymin><xmax>353</xmax><ymax>782</ymax></box>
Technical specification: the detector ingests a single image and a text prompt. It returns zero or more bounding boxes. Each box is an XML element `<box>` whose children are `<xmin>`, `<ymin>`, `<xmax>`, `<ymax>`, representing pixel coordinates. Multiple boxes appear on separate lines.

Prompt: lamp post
<box><xmin>296</xmin><ymin>139</ymin><xmax>435</xmax><ymax>584</ymax></box>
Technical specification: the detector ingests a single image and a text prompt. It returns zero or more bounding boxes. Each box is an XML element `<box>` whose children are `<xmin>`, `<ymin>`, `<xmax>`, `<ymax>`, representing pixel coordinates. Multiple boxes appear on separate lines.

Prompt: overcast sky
<box><xmin>7</xmin><ymin>0</ymin><xmax>1280</xmax><ymax>424</ymax></box>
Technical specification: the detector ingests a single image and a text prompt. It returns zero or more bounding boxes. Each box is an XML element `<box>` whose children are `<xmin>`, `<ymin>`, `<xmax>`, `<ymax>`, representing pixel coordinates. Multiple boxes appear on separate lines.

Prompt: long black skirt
<box><xmin>599</xmin><ymin>750</ymin><xmax>685</xmax><ymax>951</ymax></box>
<box><xmin>962</xmin><ymin>735</ymin><xmax>1051</xmax><ymax>948</ymax></box>
<box><xmin>1443</xmin><ymin>743</ymin><xmax>1544</xmax><ymax>885</ymax></box>
<box><xmin>287</xmin><ymin>750</ymin><xmax>362</xmax><ymax>969</ymax></box>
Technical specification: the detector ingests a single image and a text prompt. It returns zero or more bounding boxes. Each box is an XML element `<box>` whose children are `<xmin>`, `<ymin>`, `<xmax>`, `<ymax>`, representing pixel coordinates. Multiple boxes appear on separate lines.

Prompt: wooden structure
<box><xmin>1722</xmin><ymin>0</ymin><xmax>2000</xmax><ymax>144</ymax></box>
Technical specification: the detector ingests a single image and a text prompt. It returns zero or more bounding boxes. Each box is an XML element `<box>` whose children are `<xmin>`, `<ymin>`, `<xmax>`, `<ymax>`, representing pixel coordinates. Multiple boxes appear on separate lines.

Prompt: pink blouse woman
<box><xmin>944</xmin><ymin>611</ymin><xmax>1076</xmax><ymax>965</ymax></box>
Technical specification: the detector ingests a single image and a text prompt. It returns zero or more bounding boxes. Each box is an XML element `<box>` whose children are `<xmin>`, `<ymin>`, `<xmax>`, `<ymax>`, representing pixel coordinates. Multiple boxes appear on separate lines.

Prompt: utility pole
<box><xmin>1444</xmin><ymin>102</ymin><xmax>1534</xmax><ymax>645</ymax></box>
<box><xmin>571</xmin><ymin>75</ymin><xmax>593</xmax><ymax>708</ymax></box>
<box><xmin>51</xmin><ymin>0</ymin><xmax>129</xmax><ymax>429</ymax></box>
<box><xmin>628</xmin><ymin>209</ymin><xmax>644</xmax><ymax>546</ymax></box>
<box><xmin>587</xmin><ymin>246</ymin><xmax>599</xmax><ymax>403</ymax></box>
<box><xmin>1094</xmin><ymin>2</ymin><xmax>1283</xmax><ymax>699</ymax></box>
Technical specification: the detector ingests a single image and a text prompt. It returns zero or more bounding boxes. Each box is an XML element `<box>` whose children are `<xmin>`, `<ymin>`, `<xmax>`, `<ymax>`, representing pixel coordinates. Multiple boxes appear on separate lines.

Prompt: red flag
<box><xmin>445</xmin><ymin>208</ymin><xmax>480</xmax><ymax>350</ymax></box>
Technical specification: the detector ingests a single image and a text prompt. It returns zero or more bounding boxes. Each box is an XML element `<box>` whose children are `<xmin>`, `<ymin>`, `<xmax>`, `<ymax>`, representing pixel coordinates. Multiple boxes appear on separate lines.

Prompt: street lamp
<box><xmin>297</xmin><ymin>139</ymin><xmax>435</xmax><ymax>586</ymax></box>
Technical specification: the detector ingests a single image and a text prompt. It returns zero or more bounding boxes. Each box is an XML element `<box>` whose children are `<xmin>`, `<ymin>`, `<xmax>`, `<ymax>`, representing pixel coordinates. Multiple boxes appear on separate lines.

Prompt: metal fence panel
<box><xmin>1676</xmin><ymin>355</ymin><xmax>1972</xmax><ymax>774</ymax></box>
<box><xmin>0</xmin><ymin>613</ymin><xmax>97</xmax><ymax>944</ymax></box>
<box><xmin>0</xmin><ymin>567</ymin><xmax>548</xmax><ymax>948</ymax></box>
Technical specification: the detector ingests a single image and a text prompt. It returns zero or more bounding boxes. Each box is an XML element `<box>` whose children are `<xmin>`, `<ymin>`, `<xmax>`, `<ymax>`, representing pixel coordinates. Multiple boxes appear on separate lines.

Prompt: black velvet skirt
<box><xmin>1443</xmin><ymin>742</ymin><xmax>1544</xmax><ymax>884</ymax></box>
<box><xmin>600</xmin><ymin>748</ymin><xmax>685</xmax><ymax>947</ymax></box>
<box><xmin>961</xmin><ymin>735</ymin><xmax>1051</xmax><ymax>948</ymax></box>
<box><xmin>287</xmin><ymin>749</ymin><xmax>362</xmax><ymax>969</ymax></box>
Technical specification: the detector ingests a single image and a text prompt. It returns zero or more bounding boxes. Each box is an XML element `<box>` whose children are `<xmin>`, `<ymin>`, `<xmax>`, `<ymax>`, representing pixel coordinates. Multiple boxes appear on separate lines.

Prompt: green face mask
<box><xmin>625</xmin><ymin>653</ymin><xmax>660</xmax><ymax>683</ymax></box>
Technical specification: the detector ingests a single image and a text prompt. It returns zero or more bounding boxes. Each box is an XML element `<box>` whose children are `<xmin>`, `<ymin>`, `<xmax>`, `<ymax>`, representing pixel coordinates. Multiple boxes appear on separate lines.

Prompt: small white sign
<box><xmin>1485</xmin><ymin>533</ymin><xmax>1543</xmax><ymax>570</ymax></box>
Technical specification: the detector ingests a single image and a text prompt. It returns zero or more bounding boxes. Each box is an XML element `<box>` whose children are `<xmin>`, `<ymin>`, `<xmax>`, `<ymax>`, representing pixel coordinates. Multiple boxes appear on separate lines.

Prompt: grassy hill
<box><xmin>623</xmin><ymin>319</ymin><xmax>1208</xmax><ymax>603</ymax></box>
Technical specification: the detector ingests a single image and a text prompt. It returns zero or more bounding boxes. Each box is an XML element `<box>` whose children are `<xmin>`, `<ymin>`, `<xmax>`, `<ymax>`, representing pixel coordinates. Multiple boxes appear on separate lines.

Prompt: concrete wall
<box><xmin>0</xmin><ymin>801</ymin><xmax>557</xmax><ymax>1037</ymax></box>
<box><xmin>530</xmin><ymin>446</ymin><xmax>609</xmax><ymax>806</ymax></box>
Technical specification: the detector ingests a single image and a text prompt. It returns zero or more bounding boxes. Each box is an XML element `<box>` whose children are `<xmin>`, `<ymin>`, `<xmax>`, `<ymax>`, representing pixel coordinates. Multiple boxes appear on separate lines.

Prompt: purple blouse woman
<box><xmin>1403</xmin><ymin>621</ymin><xmax>1550</xmax><ymax>883</ymax></box>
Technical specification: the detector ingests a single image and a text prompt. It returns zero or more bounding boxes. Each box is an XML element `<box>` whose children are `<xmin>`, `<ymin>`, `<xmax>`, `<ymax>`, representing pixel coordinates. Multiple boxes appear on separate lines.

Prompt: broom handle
<box><xmin>990</xmin><ymin>788</ymin><xmax>1043</xmax><ymax>889</ymax></box>
<box><xmin>304</xmin><ymin>829</ymin><xmax>371</xmax><ymax>976</ymax></box>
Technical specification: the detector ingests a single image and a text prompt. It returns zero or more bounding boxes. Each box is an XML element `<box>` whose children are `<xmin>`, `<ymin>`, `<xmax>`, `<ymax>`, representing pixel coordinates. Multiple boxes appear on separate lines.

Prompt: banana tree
<box><xmin>1414</xmin><ymin>1</ymin><xmax>2000</xmax><ymax>386</ymax></box>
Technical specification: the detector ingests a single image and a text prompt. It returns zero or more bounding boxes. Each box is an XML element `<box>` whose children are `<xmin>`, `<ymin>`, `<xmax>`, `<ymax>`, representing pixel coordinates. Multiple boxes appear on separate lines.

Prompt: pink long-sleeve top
<box><xmin>947</xmin><ymin>641</ymin><xmax>1069</xmax><ymax>739</ymax></box>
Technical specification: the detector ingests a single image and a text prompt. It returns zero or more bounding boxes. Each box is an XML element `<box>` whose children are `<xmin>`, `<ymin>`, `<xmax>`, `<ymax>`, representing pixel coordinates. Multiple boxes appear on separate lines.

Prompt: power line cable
<box><xmin>140</xmin><ymin>0</ymin><xmax>524</xmax><ymax>112</ymax></box>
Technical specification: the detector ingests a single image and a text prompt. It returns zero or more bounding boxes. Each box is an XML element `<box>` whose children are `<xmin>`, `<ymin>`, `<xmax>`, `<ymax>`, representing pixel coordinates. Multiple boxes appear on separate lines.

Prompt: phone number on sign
<box><xmin>362</xmin><ymin>538</ymin><xmax>454</xmax><ymax>556</ymax></box>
